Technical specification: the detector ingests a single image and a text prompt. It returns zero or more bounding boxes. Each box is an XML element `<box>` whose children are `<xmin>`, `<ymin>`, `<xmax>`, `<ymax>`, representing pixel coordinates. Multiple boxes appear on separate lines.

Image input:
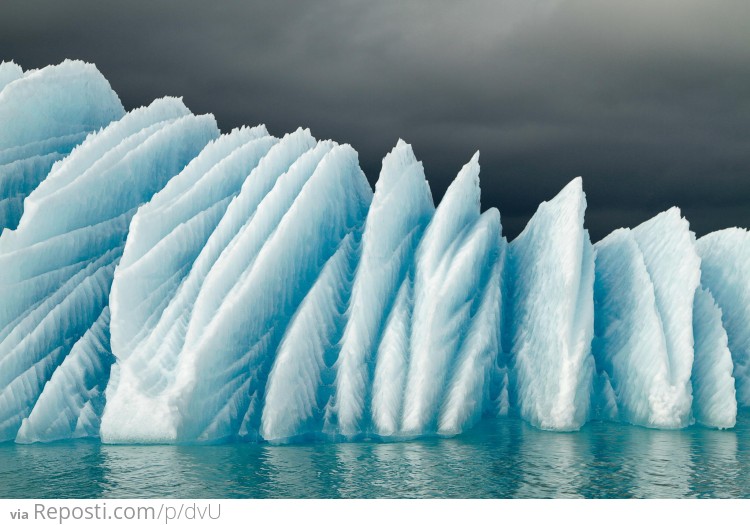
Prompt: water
<box><xmin>2</xmin><ymin>413</ymin><xmax>749</xmax><ymax>498</ymax></box>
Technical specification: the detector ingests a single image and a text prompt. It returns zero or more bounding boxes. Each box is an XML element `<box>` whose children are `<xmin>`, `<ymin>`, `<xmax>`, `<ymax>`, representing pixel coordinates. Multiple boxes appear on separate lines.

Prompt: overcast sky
<box><xmin>2</xmin><ymin>1</ymin><xmax>748</xmax><ymax>240</ymax></box>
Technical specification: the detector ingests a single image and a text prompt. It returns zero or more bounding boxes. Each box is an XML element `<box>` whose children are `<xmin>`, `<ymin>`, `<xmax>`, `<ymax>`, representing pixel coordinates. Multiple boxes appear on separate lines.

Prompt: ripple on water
<box><xmin>1</xmin><ymin>411</ymin><xmax>749</xmax><ymax>498</ymax></box>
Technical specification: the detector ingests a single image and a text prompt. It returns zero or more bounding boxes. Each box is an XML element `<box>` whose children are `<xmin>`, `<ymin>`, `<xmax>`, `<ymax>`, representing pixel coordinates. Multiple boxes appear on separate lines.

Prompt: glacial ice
<box><xmin>0</xmin><ymin>61</ymin><xmax>124</xmax><ymax>231</ymax></box>
<box><xmin>401</xmin><ymin>155</ymin><xmax>504</xmax><ymax>436</ymax></box>
<box><xmin>335</xmin><ymin>140</ymin><xmax>435</xmax><ymax>437</ymax></box>
<box><xmin>697</xmin><ymin>229</ymin><xmax>750</xmax><ymax>406</ymax></box>
<box><xmin>16</xmin><ymin>308</ymin><xmax>113</xmax><ymax>443</ymax></box>
<box><xmin>691</xmin><ymin>287</ymin><xmax>736</xmax><ymax>428</ymax></box>
<box><xmin>504</xmin><ymin>178</ymin><xmax>594</xmax><ymax>431</ymax></box>
<box><xmin>0</xmin><ymin>94</ymin><xmax>217</xmax><ymax>443</ymax></box>
<box><xmin>0</xmin><ymin>62</ymin><xmax>23</xmax><ymax>92</ymax></box>
<box><xmin>101</xmin><ymin>130</ymin><xmax>372</xmax><ymax>443</ymax></box>
<box><xmin>592</xmin><ymin>209</ymin><xmax>700</xmax><ymax>428</ymax></box>
<box><xmin>1</xmin><ymin>59</ymin><xmax>748</xmax><ymax>443</ymax></box>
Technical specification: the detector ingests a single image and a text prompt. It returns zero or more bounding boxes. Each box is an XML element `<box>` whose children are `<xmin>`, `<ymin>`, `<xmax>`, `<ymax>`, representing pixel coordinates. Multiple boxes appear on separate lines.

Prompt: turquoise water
<box><xmin>1</xmin><ymin>413</ymin><xmax>749</xmax><ymax>498</ymax></box>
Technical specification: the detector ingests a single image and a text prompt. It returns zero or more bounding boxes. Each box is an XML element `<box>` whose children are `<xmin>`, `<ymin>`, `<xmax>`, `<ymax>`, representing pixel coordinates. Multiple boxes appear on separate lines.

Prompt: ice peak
<box><xmin>643</xmin><ymin>206</ymin><xmax>684</xmax><ymax>225</ymax></box>
<box><xmin>282</xmin><ymin>127</ymin><xmax>316</xmax><ymax>147</ymax></box>
<box><xmin>553</xmin><ymin>176</ymin><xmax>585</xmax><ymax>206</ymax></box>
<box><xmin>375</xmin><ymin>140</ymin><xmax>425</xmax><ymax>193</ymax></box>
<box><xmin>447</xmin><ymin>152</ymin><xmax>481</xmax><ymax>199</ymax></box>
<box><xmin>418</xmin><ymin>153</ymin><xmax>481</xmax><ymax>260</ymax></box>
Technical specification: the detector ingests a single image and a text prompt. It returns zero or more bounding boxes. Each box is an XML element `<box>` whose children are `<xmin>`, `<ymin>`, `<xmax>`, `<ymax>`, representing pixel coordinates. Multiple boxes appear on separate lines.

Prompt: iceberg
<box><xmin>0</xmin><ymin>61</ymin><xmax>124</xmax><ymax>231</ymax></box>
<box><xmin>0</xmin><ymin>58</ymin><xmax>748</xmax><ymax>442</ymax></box>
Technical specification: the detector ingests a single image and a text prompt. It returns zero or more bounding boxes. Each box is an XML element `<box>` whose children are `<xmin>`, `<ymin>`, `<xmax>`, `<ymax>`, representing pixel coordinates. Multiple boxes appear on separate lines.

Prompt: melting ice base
<box><xmin>0</xmin><ymin>60</ymin><xmax>748</xmax><ymax>444</ymax></box>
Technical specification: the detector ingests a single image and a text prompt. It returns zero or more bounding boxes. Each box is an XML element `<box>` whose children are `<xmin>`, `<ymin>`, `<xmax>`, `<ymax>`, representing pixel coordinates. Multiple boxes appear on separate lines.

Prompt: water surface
<box><xmin>1</xmin><ymin>413</ymin><xmax>748</xmax><ymax>498</ymax></box>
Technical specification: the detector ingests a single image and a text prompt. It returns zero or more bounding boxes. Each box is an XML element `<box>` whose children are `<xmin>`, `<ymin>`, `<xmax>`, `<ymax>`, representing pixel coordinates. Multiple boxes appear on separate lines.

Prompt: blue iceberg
<box><xmin>1</xmin><ymin>60</ymin><xmax>749</xmax><ymax>443</ymax></box>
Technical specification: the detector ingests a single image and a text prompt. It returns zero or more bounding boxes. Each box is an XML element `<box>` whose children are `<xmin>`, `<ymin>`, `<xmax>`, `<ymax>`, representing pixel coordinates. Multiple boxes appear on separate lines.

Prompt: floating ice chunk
<box><xmin>335</xmin><ymin>140</ymin><xmax>434</xmax><ymax>436</ymax></box>
<box><xmin>505</xmin><ymin>178</ymin><xmax>594</xmax><ymax>431</ymax></box>
<box><xmin>3</xmin><ymin>55</ymin><xmax>750</xmax><ymax>442</ymax></box>
<box><xmin>691</xmin><ymin>287</ymin><xmax>736</xmax><ymax>429</ymax></box>
<box><xmin>697</xmin><ymin>228</ymin><xmax>750</xmax><ymax>405</ymax></box>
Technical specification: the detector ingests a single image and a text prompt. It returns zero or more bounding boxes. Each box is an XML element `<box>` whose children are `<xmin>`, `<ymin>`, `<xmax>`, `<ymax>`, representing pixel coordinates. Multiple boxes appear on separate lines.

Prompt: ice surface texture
<box><xmin>0</xmin><ymin>60</ymin><xmax>125</xmax><ymax>231</ymax></box>
<box><xmin>1</xmin><ymin>60</ymin><xmax>749</xmax><ymax>443</ymax></box>
<box><xmin>505</xmin><ymin>178</ymin><xmax>594</xmax><ymax>431</ymax></box>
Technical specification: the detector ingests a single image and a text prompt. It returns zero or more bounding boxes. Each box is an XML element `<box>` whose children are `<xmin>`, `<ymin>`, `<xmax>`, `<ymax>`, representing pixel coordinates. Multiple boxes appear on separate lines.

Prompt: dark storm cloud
<box><xmin>1</xmin><ymin>0</ymin><xmax>748</xmax><ymax>240</ymax></box>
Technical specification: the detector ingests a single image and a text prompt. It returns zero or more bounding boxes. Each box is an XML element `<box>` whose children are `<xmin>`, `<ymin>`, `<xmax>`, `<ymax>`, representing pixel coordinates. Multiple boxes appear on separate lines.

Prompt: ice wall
<box><xmin>102</xmin><ymin>142</ymin><xmax>506</xmax><ymax>443</ymax></box>
<box><xmin>334</xmin><ymin>140</ymin><xmax>434</xmax><ymax>438</ymax></box>
<box><xmin>401</xmin><ymin>154</ymin><xmax>504</xmax><ymax>436</ymax></box>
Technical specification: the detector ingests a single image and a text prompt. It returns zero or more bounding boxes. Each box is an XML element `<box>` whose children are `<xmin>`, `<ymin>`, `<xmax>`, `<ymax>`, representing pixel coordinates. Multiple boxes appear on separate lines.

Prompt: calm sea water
<box><xmin>1</xmin><ymin>412</ymin><xmax>749</xmax><ymax>498</ymax></box>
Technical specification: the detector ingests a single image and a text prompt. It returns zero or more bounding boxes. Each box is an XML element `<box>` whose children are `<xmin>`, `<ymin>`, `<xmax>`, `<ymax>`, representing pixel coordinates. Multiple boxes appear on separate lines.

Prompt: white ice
<box><xmin>593</xmin><ymin>209</ymin><xmax>700</xmax><ymax>428</ymax></box>
<box><xmin>504</xmin><ymin>178</ymin><xmax>594</xmax><ymax>431</ymax></box>
<box><xmin>0</xmin><ymin>61</ymin><xmax>124</xmax><ymax>231</ymax></box>
<box><xmin>0</xmin><ymin>97</ymin><xmax>217</xmax><ymax>442</ymax></box>
<box><xmin>697</xmin><ymin>229</ymin><xmax>750</xmax><ymax>406</ymax></box>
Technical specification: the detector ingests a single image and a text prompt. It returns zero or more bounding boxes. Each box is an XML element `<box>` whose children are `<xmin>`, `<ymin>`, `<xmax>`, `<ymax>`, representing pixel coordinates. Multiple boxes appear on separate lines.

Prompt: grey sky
<box><xmin>2</xmin><ymin>0</ymin><xmax>748</xmax><ymax>240</ymax></box>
